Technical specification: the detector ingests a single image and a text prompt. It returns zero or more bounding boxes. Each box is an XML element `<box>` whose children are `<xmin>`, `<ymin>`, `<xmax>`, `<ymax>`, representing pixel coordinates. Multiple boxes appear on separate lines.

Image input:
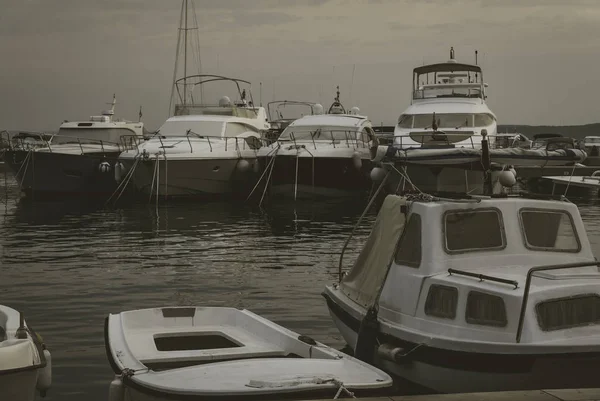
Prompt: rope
<box><xmin>149</xmin><ymin>154</ymin><xmax>159</xmax><ymax>203</ymax></box>
<box><xmin>562</xmin><ymin>162</ymin><xmax>578</xmax><ymax>197</ymax></box>
<box><xmin>259</xmin><ymin>152</ymin><xmax>278</xmax><ymax>208</ymax></box>
<box><xmin>294</xmin><ymin>150</ymin><xmax>300</xmax><ymax>201</ymax></box>
<box><xmin>105</xmin><ymin>158</ymin><xmax>139</xmax><ymax>207</ymax></box>
<box><xmin>156</xmin><ymin>154</ymin><xmax>160</xmax><ymax>214</ymax></box>
<box><xmin>16</xmin><ymin>150</ymin><xmax>33</xmax><ymax>192</ymax></box>
<box><xmin>246</xmin><ymin>146</ymin><xmax>279</xmax><ymax>201</ymax></box>
<box><xmin>332</xmin><ymin>380</ymin><xmax>356</xmax><ymax>399</ymax></box>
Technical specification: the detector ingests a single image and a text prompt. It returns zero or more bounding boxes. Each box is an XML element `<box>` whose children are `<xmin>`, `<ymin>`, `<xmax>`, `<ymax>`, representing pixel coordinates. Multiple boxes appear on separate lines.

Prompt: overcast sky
<box><xmin>1</xmin><ymin>0</ymin><xmax>599</xmax><ymax>131</ymax></box>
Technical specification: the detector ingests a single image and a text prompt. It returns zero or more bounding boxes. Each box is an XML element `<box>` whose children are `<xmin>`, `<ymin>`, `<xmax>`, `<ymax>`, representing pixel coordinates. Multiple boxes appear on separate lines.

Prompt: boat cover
<box><xmin>372</xmin><ymin>145</ymin><xmax>587</xmax><ymax>166</ymax></box>
<box><xmin>340</xmin><ymin>195</ymin><xmax>406</xmax><ymax>308</ymax></box>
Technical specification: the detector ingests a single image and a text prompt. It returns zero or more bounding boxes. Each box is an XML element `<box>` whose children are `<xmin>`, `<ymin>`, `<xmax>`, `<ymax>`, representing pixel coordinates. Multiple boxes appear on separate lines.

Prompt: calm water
<box><xmin>3</xmin><ymin>174</ymin><xmax>600</xmax><ymax>401</ymax></box>
<box><xmin>0</xmin><ymin>174</ymin><xmax>377</xmax><ymax>401</ymax></box>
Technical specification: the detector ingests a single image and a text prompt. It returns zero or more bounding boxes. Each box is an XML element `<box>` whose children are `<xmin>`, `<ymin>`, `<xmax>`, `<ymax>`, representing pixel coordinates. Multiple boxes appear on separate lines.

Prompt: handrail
<box><xmin>277</xmin><ymin>129</ymin><xmax>371</xmax><ymax>150</ymax></box>
<box><xmin>447</xmin><ymin>268</ymin><xmax>518</xmax><ymax>289</ymax></box>
<box><xmin>515</xmin><ymin>260</ymin><xmax>600</xmax><ymax>343</ymax></box>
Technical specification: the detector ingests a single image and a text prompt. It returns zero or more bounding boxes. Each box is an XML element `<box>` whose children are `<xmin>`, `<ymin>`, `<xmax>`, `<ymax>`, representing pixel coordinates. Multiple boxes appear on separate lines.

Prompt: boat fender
<box><xmin>108</xmin><ymin>375</ymin><xmax>125</xmax><ymax>401</ymax></box>
<box><xmin>377</xmin><ymin>343</ymin><xmax>410</xmax><ymax>365</ymax></box>
<box><xmin>98</xmin><ymin>161</ymin><xmax>111</xmax><ymax>173</ymax></box>
<box><xmin>237</xmin><ymin>159</ymin><xmax>250</xmax><ymax>173</ymax></box>
<box><xmin>352</xmin><ymin>151</ymin><xmax>362</xmax><ymax>170</ymax></box>
<box><xmin>370</xmin><ymin>166</ymin><xmax>386</xmax><ymax>182</ymax></box>
<box><xmin>354</xmin><ymin>306</ymin><xmax>379</xmax><ymax>364</ymax></box>
<box><xmin>114</xmin><ymin>162</ymin><xmax>124</xmax><ymax>183</ymax></box>
<box><xmin>499</xmin><ymin>169</ymin><xmax>516</xmax><ymax>187</ymax></box>
<box><xmin>37</xmin><ymin>348</ymin><xmax>52</xmax><ymax>397</ymax></box>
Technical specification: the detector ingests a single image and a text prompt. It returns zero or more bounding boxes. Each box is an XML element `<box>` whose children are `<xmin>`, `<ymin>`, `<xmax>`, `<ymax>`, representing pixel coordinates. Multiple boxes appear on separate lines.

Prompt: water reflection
<box><xmin>0</xmin><ymin>190</ymin><xmax>376</xmax><ymax>401</ymax></box>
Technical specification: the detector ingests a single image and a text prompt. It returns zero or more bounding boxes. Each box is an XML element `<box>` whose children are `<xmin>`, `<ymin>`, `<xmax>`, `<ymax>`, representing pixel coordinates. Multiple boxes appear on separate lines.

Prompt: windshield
<box><xmin>279</xmin><ymin>126</ymin><xmax>368</xmax><ymax>142</ymax></box>
<box><xmin>398</xmin><ymin>113</ymin><xmax>495</xmax><ymax>129</ymax></box>
<box><xmin>158</xmin><ymin>120</ymin><xmax>225</xmax><ymax>137</ymax></box>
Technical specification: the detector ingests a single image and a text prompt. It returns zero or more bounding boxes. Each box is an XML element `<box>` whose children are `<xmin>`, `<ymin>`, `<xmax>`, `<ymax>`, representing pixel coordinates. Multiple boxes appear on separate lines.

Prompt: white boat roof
<box><xmin>289</xmin><ymin>114</ymin><xmax>370</xmax><ymax>129</ymax></box>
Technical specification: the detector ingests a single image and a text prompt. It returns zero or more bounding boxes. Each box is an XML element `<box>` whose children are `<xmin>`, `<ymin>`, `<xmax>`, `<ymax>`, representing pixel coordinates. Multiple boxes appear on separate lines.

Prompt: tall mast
<box><xmin>183</xmin><ymin>0</ymin><xmax>188</xmax><ymax>106</ymax></box>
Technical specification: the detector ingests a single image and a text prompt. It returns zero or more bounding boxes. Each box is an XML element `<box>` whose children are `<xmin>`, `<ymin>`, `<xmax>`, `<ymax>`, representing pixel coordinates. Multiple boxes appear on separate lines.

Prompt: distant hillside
<box><xmin>498</xmin><ymin>124</ymin><xmax>600</xmax><ymax>140</ymax></box>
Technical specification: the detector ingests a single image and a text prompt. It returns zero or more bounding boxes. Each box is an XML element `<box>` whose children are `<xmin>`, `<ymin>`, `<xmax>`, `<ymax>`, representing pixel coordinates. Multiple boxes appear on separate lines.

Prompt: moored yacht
<box><xmin>258</xmin><ymin>88</ymin><xmax>376</xmax><ymax>199</ymax></box>
<box><xmin>118</xmin><ymin>75</ymin><xmax>269</xmax><ymax>198</ymax></box>
<box><xmin>4</xmin><ymin>95</ymin><xmax>145</xmax><ymax>197</ymax></box>
<box><xmin>324</xmin><ymin>188</ymin><xmax>600</xmax><ymax>393</ymax></box>
<box><xmin>264</xmin><ymin>100</ymin><xmax>319</xmax><ymax>144</ymax></box>
<box><xmin>394</xmin><ymin>47</ymin><xmax>497</xmax><ymax>149</ymax></box>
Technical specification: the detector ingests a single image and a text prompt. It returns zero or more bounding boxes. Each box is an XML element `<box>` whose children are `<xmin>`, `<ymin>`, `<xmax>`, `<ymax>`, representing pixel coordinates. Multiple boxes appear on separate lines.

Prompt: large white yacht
<box><xmin>394</xmin><ymin>47</ymin><xmax>497</xmax><ymax>149</ymax></box>
<box><xmin>118</xmin><ymin>76</ymin><xmax>269</xmax><ymax>198</ymax></box>
<box><xmin>257</xmin><ymin>88</ymin><xmax>377</xmax><ymax>199</ymax></box>
<box><xmin>4</xmin><ymin>95</ymin><xmax>145</xmax><ymax>197</ymax></box>
<box><xmin>324</xmin><ymin>189</ymin><xmax>600</xmax><ymax>393</ymax></box>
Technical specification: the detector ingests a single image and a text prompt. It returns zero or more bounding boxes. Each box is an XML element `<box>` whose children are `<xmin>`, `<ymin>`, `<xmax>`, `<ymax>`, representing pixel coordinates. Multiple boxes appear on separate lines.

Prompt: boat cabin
<box><xmin>341</xmin><ymin>195</ymin><xmax>598</xmax><ymax>344</ymax></box>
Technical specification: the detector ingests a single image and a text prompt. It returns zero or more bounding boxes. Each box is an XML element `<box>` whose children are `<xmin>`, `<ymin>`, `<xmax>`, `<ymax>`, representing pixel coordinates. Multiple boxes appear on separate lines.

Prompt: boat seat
<box><xmin>125</xmin><ymin>324</ymin><xmax>288</xmax><ymax>365</ymax></box>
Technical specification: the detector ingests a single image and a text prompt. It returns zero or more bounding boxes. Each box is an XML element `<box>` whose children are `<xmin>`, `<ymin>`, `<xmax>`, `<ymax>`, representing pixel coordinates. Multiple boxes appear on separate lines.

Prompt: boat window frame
<box><xmin>424</xmin><ymin>284</ymin><xmax>458</xmax><ymax>320</ymax></box>
<box><xmin>442</xmin><ymin>207</ymin><xmax>506</xmax><ymax>255</ymax></box>
<box><xmin>465</xmin><ymin>290</ymin><xmax>508</xmax><ymax>328</ymax></box>
<box><xmin>394</xmin><ymin>213</ymin><xmax>422</xmax><ymax>268</ymax></box>
<box><xmin>518</xmin><ymin>208</ymin><xmax>581</xmax><ymax>253</ymax></box>
<box><xmin>535</xmin><ymin>293</ymin><xmax>600</xmax><ymax>332</ymax></box>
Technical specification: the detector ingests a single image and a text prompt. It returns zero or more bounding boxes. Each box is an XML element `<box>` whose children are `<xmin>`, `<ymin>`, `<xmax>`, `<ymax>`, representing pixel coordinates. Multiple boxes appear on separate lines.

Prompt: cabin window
<box><xmin>394</xmin><ymin>213</ymin><xmax>421</xmax><ymax>267</ymax></box>
<box><xmin>425</xmin><ymin>285</ymin><xmax>458</xmax><ymax>319</ymax></box>
<box><xmin>466</xmin><ymin>291</ymin><xmax>508</xmax><ymax>327</ymax></box>
<box><xmin>520</xmin><ymin>209</ymin><xmax>580</xmax><ymax>252</ymax></box>
<box><xmin>225</xmin><ymin>122</ymin><xmax>257</xmax><ymax>137</ymax></box>
<box><xmin>537</xmin><ymin>294</ymin><xmax>600</xmax><ymax>331</ymax></box>
<box><xmin>444</xmin><ymin>208</ymin><xmax>505</xmax><ymax>253</ymax></box>
<box><xmin>398</xmin><ymin>114</ymin><xmax>413</xmax><ymax>128</ymax></box>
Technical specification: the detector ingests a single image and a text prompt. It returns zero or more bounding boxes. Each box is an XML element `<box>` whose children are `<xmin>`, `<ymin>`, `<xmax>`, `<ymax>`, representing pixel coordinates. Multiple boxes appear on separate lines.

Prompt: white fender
<box><xmin>108</xmin><ymin>376</ymin><xmax>125</xmax><ymax>401</ymax></box>
<box><xmin>36</xmin><ymin>349</ymin><xmax>51</xmax><ymax>396</ymax></box>
<box><xmin>98</xmin><ymin>161</ymin><xmax>111</xmax><ymax>173</ymax></box>
<box><xmin>352</xmin><ymin>151</ymin><xmax>362</xmax><ymax>170</ymax></box>
<box><xmin>237</xmin><ymin>159</ymin><xmax>250</xmax><ymax>173</ymax></box>
<box><xmin>370</xmin><ymin>166</ymin><xmax>387</xmax><ymax>182</ymax></box>
<box><xmin>114</xmin><ymin>162</ymin><xmax>123</xmax><ymax>183</ymax></box>
<box><xmin>499</xmin><ymin>169</ymin><xmax>517</xmax><ymax>187</ymax></box>
<box><xmin>371</xmin><ymin>145</ymin><xmax>389</xmax><ymax>163</ymax></box>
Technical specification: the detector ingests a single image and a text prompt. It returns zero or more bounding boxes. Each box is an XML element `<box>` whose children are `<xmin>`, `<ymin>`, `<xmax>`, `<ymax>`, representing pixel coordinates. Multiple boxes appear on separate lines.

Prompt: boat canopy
<box><xmin>413</xmin><ymin>62</ymin><xmax>482</xmax><ymax>75</ymax></box>
<box><xmin>340</xmin><ymin>195</ymin><xmax>407</xmax><ymax>308</ymax></box>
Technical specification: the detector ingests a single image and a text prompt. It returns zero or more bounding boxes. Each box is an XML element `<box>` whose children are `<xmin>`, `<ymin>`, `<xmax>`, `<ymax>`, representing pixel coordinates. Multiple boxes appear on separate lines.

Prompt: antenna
<box><xmin>475</xmin><ymin>50</ymin><xmax>478</xmax><ymax>65</ymax></box>
<box><xmin>183</xmin><ymin>0</ymin><xmax>188</xmax><ymax>106</ymax></box>
<box><xmin>450</xmin><ymin>46</ymin><xmax>455</xmax><ymax>60</ymax></box>
<box><xmin>139</xmin><ymin>106</ymin><xmax>143</xmax><ymax>122</ymax></box>
<box><xmin>259</xmin><ymin>82</ymin><xmax>263</xmax><ymax>107</ymax></box>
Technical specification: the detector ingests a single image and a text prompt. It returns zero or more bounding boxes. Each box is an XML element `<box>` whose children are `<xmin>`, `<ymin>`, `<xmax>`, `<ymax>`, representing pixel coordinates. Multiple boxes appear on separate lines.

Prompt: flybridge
<box><xmin>412</xmin><ymin>47</ymin><xmax>486</xmax><ymax>102</ymax></box>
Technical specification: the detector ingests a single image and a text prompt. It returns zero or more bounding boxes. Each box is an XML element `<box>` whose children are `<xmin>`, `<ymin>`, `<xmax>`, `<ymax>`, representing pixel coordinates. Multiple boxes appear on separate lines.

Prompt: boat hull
<box><xmin>120</xmin><ymin>157</ymin><xmax>260</xmax><ymax>198</ymax></box>
<box><xmin>263</xmin><ymin>155</ymin><xmax>374</xmax><ymax>198</ymax></box>
<box><xmin>324</xmin><ymin>291</ymin><xmax>600</xmax><ymax>394</ymax></box>
<box><xmin>0</xmin><ymin>369</ymin><xmax>39</xmax><ymax>401</ymax></box>
<box><xmin>4</xmin><ymin>150</ymin><xmax>122</xmax><ymax>198</ymax></box>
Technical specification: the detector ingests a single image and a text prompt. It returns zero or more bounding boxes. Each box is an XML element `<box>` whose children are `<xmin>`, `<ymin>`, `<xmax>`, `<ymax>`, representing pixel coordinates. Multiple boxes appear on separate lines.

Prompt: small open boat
<box><xmin>105</xmin><ymin>306</ymin><xmax>393</xmax><ymax>401</ymax></box>
<box><xmin>0</xmin><ymin>305</ymin><xmax>51</xmax><ymax>401</ymax></box>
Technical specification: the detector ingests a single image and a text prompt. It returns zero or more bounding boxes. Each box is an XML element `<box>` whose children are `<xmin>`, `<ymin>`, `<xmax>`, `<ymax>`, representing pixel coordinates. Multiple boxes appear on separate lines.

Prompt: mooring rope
<box><xmin>246</xmin><ymin>145</ymin><xmax>279</xmax><ymax>202</ymax></box>
<box><xmin>149</xmin><ymin>154</ymin><xmax>159</xmax><ymax>203</ymax></box>
<box><xmin>105</xmin><ymin>158</ymin><xmax>140</xmax><ymax>207</ymax></box>
<box><xmin>259</xmin><ymin>150</ymin><xmax>278</xmax><ymax>208</ymax></box>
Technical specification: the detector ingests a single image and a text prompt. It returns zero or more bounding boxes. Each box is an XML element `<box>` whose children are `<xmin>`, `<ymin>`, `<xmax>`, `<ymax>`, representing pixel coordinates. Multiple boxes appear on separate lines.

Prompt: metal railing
<box><xmin>515</xmin><ymin>260</ymin><xmax>600</xmax><ymax>343</ymax></box>
<box><xmin>1</xmin><ymin>131</ymin><xmax>128</xmax><ymax>155</ymax></box>
<box><xmin>121</xmin><ymin>132</ymin><xmax>273</xmax><ymax>155</ymax></box>
<box><xmin>278</xmin><ymin>129</ymin><xmax>372</xmax><ymax>151</ymax></box>
<box><xmin>448</xmin><ymin>268</ymin><xmax>519</xmax><ymax>289</ymax></box>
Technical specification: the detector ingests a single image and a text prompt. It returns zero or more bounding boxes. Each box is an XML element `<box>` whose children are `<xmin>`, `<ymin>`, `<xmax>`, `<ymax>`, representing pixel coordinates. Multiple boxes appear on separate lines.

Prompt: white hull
<box><xmin>105</xmin><ymin>306</ymin><xmax>393</xmax><ymax>400</ymax></box>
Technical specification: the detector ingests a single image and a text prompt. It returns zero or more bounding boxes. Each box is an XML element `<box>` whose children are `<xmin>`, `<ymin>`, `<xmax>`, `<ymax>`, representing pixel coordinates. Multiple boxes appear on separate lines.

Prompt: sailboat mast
<box><xmin>183</xmin><ymin>0</ymin><xmax>188</xmax><ymax>106</ymax></box>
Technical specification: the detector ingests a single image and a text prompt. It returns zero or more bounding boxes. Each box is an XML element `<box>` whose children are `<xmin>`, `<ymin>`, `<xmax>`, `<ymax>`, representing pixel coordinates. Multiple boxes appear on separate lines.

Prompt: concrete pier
<box><xmin>308</xmin><ymin>388</ymin><xmax>600</xmax><ymax>401</ymax></box>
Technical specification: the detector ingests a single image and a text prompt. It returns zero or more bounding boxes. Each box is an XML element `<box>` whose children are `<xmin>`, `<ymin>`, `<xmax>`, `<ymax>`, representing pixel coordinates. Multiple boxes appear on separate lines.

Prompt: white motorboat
<box><xmin>117</xmin><ymin>76</ymin><xmax>269</xmax><ymax>198</ymax></box>
<box><xmin>104</xmin><ymin>306</ymin><xmax>393</xmax><ymax>401</ymax></box>
<box><xmin>265</xmin><ymin>100</ymin><xmax>320</xmax><ymax>144</ymax></box>
<box><xmin>0</xmin><ymin>305</ymin><xmax>51</xmax><ymax>401</ymax></box>
<box><xmin>324</xmin><ymin>190</ymin><xmax>600</xmax><ymax>393</ymax></box>
<box><xmin>4</xmin><ymin>94</ymin><xmax>145</xmax><ymax>197</ymax></box>
<box><xmin>116</xmin><ymin>0</ymin><xmax>270</xmax><ymax>198</ymax></box>
<box><xmin>394</xmin><ymin>47</ymin><xmax>497</xmax><ymax>149</ymax></box>
<box><xmin>257</xmin><ymin>88</ymin><xmax>377</xmax><ymax>199</ymax></box>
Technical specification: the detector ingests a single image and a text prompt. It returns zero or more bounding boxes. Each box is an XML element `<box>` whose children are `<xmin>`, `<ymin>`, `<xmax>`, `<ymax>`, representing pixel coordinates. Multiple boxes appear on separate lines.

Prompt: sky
<box><xmin>1</xmin><ymin>0</ymin><xmax>599</xmax><ymax>131</ymax></box>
